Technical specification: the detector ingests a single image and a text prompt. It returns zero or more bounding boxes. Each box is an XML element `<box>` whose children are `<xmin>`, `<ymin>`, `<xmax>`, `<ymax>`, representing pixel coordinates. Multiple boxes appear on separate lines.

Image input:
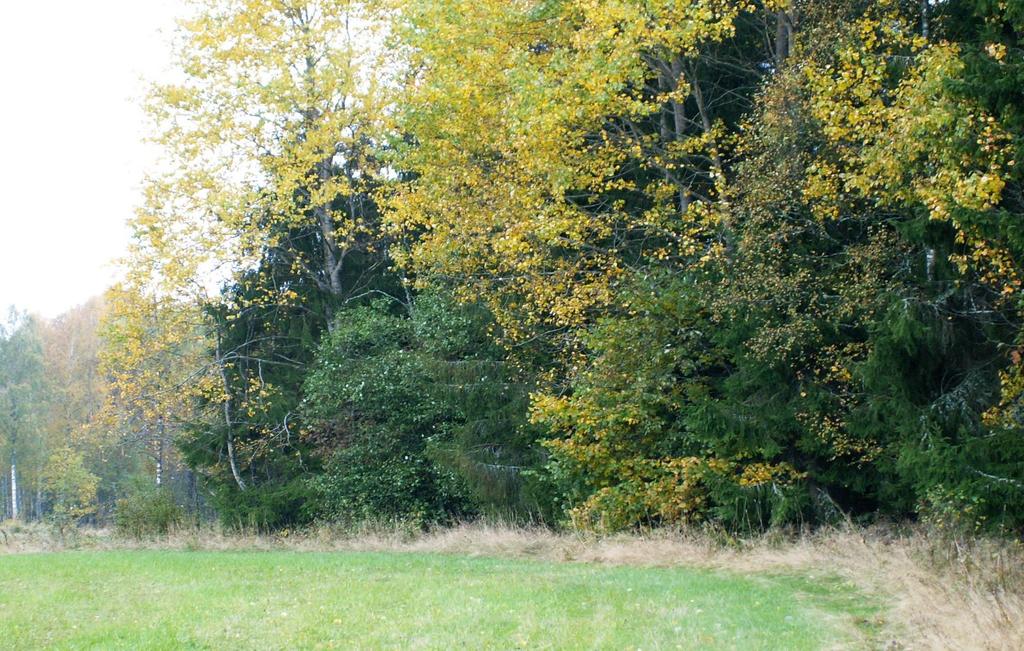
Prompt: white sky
<box><xmin>0</xmin><ymin>0</ymin><xmax>185</xmax><ymax>318</ymax></box>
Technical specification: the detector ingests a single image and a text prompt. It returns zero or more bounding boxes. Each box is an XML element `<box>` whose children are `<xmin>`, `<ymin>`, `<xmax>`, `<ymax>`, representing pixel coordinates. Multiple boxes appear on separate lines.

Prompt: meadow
<box><xmin>0</xmin><ymin>544</ymin><xmax>876</xmax><ymax>650</ymax></box>
<box><xmin>3</xmin><ymin>522</ymin><xmax>1023</xmax><ymax>649</ymax></box>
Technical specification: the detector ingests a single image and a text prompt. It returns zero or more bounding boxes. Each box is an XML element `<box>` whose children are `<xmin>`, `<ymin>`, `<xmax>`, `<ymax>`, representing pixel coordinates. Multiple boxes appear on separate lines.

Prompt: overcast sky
<box><xmin>0</xmin><ymin>0</ymin><xmax>185</xmax><ymax>318</ymax></box>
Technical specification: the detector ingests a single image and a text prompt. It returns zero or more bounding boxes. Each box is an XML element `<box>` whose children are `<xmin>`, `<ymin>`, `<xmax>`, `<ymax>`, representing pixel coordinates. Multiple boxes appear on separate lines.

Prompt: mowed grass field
<box><xmin>0</xmin><ymin>551</ymin><xmax>877</xmax><ymax>650</ymax></box>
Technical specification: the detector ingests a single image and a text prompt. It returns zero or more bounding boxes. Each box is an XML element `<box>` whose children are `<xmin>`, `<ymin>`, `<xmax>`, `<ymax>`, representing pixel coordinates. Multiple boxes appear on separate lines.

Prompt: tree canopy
<box><xmin>14</xmin><ymin>0</ymin><xmax>1023</xmax><ymax>536</ymax></box>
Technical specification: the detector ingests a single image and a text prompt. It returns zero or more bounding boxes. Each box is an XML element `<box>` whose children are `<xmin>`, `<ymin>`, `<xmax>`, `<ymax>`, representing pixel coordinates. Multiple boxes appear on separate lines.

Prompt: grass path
<box><xmin>0</xmin><ymin>551</ymin><xmax>877</xmax><ymax>649</ymax></box>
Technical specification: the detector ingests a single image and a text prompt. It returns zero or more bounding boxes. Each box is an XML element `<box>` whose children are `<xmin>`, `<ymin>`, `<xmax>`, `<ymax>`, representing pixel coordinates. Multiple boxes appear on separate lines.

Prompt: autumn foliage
<box><xmin>78</xmin><ymin>0</ymin><xmax>1024</xmax><ymax>533</ymax></box>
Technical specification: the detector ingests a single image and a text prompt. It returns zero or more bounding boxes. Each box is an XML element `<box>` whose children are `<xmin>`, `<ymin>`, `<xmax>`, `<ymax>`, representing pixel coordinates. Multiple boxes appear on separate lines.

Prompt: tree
<box><xmin>384</xmin><ymin>0</ymin><xmax>811</xmax><ymax>529</ymax></box>
<box><xmin>302</xmin><ymin>300</ymin><xmax>471</xmax><ymax>524</ymax></box>
<box><xmin>385</xmin><ymin>0</ymin><xmax>784</xmax><ymax>343</ymax></box>
<box><xmin>377</xmin><ymin>0</ymin><xmax>1024</xmax><ymax>532</ymax></box>
<box><xmin>37</xmin><ymin>299</ymin><xmax>122</xmax><ymax>512</ymax></box>
<box><xmin>108</xmin><ymin>0</ymin><xmax>398</xmax><ymax>526</ymax></box>
<box><xmin>797</xmin><ymin>0</ymin><xmax>1024</xmax><ymax>527</ymax></box>
<box><xmin>301</xmin><ymin>292</ymin><xmax>545</xmax><ymax>524</ymax></box>
<box><xmin>91</xmin><ymin>0</ymin><xmax>1024</xmax><ymax>533</ymax></box>
<box><xmin>140</xmin><ymin>0</ymin><xmax>390</xmax><ymax>314</ymax></box>
<box><xmin>99</xmin><ymin>284</ymin><xmax>207</xmax><ymax>508</ymax></box>
<box><xmin>533</xmin><ymin>0</ymin><xmax>1024</xmax><ymax>531</ymax></box>
<box><xmin>40</xmin><ymin>447</ymin><xmax>99</xmax><ymax>538</ymax></box>
<box><xmin>0</xmin><ymin>311</ymin><xmax>49</xmax><ymax>520</ymax></box>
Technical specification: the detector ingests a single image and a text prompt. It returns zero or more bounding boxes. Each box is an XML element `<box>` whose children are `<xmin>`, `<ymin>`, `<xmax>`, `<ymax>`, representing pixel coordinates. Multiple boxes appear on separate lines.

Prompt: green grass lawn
<box><xmin>0</xmin><ymin>551</ymin><xmax>878</xmax><ymax>649</ymax></box>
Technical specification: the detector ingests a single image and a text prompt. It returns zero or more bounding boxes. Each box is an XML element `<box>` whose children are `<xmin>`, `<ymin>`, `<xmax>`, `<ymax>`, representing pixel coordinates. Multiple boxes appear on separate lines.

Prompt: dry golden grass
<box><xmin>395</xmin><ymin>523</ymin><xmax>1024</xmax><ymax>650</ymax></box>
<box><xmin>2</xmin><ymin>518</ymin><xmax>1021</xmax><ymax>650</ymax></box>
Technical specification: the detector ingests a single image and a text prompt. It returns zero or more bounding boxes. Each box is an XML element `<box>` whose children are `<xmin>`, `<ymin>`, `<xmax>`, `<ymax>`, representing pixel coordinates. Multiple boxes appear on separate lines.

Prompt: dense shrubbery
<box><xmin>302</xmin><ymin>302</ymin><xmax>471</xmax><ymax>524</ymax></box>
<box><xmin>114</xmin><ymin>481</ymin><xmax>184</xmax><ymax>538</ymax></box>
<box><xmin>301</xmin><ymin>296</ymin><xmax>543</xmax><ymax>524</ymax></box>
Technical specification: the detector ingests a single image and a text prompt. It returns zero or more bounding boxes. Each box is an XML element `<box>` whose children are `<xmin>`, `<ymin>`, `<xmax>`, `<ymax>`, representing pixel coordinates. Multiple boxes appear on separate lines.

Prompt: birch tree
<box><xmin>0</xmin><ymin>311</ymin><xmax>48</xmax><ymax>520</ymax></box>
<box><xmin>109</xmin><ymin>0</ymin><xmax>393</xmax><ymax>505</ymax></box>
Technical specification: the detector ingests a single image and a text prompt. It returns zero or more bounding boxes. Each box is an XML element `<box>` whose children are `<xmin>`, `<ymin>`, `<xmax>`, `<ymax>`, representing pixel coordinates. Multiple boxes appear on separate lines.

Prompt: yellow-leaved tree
<box><xmin>801</xmin><ymin>0</ymin><xmax>1024</xmax><ymax>430</ymax></box>
<box><xmin>140</xmin><ymin>0</ymin><xmax>389</xmax><ymax>306</ymax></box>
<box><xmin>385</xmin><ymin>0</ymin><xmax>787</xmax><ymax>341</ymax></box>
<box><xmin>106</xmin><ymin>0</ymin><xmax>393</xmax><ymax>495</ymax></box>
<box><xmin>384</xmin><ymin>0</ymin><xmax>794</xmax><ymax>527</ymax></box>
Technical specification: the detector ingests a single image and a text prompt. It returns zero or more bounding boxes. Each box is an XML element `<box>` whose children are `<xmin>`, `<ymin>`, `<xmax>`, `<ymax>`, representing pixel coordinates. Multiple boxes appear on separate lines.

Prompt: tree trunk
<box><xmin>10</xmin><ymin>454</ymin><xmax>18</xmax><ymax>520</ymax></box>
<box><xmin>688</xmin><ymin>63</ymin><xmax>724</xmax><ymax>183</ymax></box>
<box><xmin>1</xmin><ymin>470</ymin><xmax>7</xmax><ymax>519</ymax></box>
<box><xmin>774</xmin><ymin>11</ymin><xmax>790</xmax><ymax>67</ymax></box>
<box><xmin>215</xmin><ymin>336</ymin><xmax>247</xmax><ymax>491</ymax></box>
<box><xmin>669</xmin><ymin>56</ymin><xmax>691</xmax><ymax>215</ymax></box>
<box><xmin>156</xmin><ymin>418</ymin><xmax>165</xmax><ymax>487</ymax></box>
<box><xmin>226</xmin><ymin>432</ymin><xmax>245</xmax><ymax>491</ymax></box>
<box><xmin>35</xmin><ymin>481</ymin><xmax>42</xmax><ymax>521</ymax></box>
<box><xmin>316</xmin><ymin>158</ymin><xmax>346</xmax><ymax>299</ymax></box>
<box><xmin>156</xmin><ymin>446</ymin><xmax>163</xmax><ymax>487</ymax></box>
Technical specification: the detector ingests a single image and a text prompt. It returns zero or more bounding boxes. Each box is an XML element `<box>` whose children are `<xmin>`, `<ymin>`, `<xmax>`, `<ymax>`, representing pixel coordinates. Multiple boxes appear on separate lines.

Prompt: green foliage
<box><xmin>41</xmin><ymin>447</ymin><xmax>99</xmax><ymax>538</ymax></box>
<box><xmin>412</xmin><ymin>294</ymin><xmax>547</xmax><ymax>519</ymax></box>
<box><xmin>104</xmin><ymin>0</ymin><xmax>1024</xmax><ymax>536</ymax></box>
<box><xmin>208</xmin><ymin>477</ymin><xmax>314</xmax><ymax>531</ymax></box>
<box><xmin>302</xmin><ymin>300</ymin><xmax>474</xmax><ymax>524</ymax></box>
<box><xmin>303</xmin><ymin>294</ymin><xmax>546</xmax><ymax>524</ymax></box>
<box><xmin>308</xmin><ymin>436</ymin><xmax>468</xmax><ymax>526</ymax></box>
<box><xmin>114</xmin><ymin>480</ymin><xmax>184</xmax><ymax>538</ymax></box>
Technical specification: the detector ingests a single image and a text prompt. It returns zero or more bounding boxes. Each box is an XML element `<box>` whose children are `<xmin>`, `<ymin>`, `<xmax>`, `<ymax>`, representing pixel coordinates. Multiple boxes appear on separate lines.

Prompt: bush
<box><xmin>41</xmin><ymin>447</ymin><xmax>100</xmax><ymax>541</ymax></box>
<box><xmin>114</xmin><ymin>483</ymin><xmax>183</xmax><ymax>538</ymax></box>
<box><xmin>211</xmin><ymin>478</ymin><xmax>313</xmax><ymax>531</ymax></box>
<box><xmin>301</xmin><ymin>301</ymin><xmax>475</xmax><ymax>526</ymax></box>
<box><xmin>308</xmin><ymin>434</ymin><xmax>472</xmax><ymax>526</ymax></box>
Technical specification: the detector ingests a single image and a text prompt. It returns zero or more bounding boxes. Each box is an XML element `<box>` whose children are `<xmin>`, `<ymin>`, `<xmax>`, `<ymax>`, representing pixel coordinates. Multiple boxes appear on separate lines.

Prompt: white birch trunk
<box><xmin>216</xmin><ymin>337</ymin><xmax>246</xmax><ymax>491</ymax></box>
<box><xmin>156</xmin><ymin>419</ymin><xmax>165</xmax><ymax>487</ymax></box>
<box><xmin>10</xmin><ymin>459</ymin><xmax>18</xmax><ymax>520</ymax></box>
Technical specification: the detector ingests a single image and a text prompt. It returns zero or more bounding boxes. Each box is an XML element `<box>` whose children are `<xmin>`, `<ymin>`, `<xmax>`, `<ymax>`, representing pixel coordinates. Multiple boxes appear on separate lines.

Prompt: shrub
<box><xmin>302</xmin><ymin>301</ymin><xmax>475</xmax><ymax>525</ymax></box>
<box><xmin>211</xmin><ymin>478</ymin><xmax>313</xmax><ymax>531</ymax></box>
<box><xmin>308</xmin><ymin>434</ymin><xmax>471</xmax><ymax>526</ymax></box>
<box><xmin>114</xmin><ymin>482</ymin><xmax>183</xmax><ymax>538</ymax></box>
<box><xmin>41</xmin><ymin>447</ymin><xmax>99</xmax><ymax>541</ymax></box>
